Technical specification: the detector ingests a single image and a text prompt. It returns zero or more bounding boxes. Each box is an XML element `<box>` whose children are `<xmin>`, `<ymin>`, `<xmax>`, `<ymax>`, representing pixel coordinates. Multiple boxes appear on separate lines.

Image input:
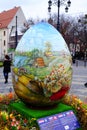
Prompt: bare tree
<box><xmin>21</xmin><ymin>18</ymin><xmax>35</xmax><ymax>33</ymax></box>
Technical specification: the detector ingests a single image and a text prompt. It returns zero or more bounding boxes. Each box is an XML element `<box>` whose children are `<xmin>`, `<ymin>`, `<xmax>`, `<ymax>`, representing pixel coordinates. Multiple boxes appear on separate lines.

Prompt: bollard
<box><xmin>84</xmin><ymin>51</ymin><xmax>87</xmax><ymax>67</ymax></box>
<box><xmin>9</xmin><ymin>87</ymin><xmax>12</xmax><ymax>93</ymax></box>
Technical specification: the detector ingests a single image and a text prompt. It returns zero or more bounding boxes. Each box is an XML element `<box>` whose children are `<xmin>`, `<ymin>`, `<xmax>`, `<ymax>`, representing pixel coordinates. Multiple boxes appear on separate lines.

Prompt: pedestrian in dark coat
<box><xmin>3</xmin><ymin>55</ymin><xmax>11</xmax><ymax>83</ymax></box>
<box><xmin>84</xmin><ymin>82</ymin><xmax>87</xmax><ymax>87</ymax></box>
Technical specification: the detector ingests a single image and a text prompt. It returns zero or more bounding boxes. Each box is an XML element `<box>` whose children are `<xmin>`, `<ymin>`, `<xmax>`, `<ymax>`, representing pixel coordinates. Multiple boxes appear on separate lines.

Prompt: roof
<box><xmin>0</xmin><ymin>7</ymin><xmax>20</xmax><ymax>29</ymax></box>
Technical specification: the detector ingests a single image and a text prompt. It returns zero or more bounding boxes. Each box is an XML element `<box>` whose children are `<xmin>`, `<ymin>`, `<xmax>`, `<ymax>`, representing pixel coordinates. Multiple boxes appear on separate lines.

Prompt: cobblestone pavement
<box><xmin>0</xmin><ymin>67</ymin><xmax>14</xmax><ymax>94</ymax></box>
<box><xmin>0</xmin><ymin>60</ymin><xmax>87</xmax><ymax>101</ymax></box>
<box><xmin>69</xmin><ymin>60</ymin><xmax>87</xmax><ymax>101</ymax></box>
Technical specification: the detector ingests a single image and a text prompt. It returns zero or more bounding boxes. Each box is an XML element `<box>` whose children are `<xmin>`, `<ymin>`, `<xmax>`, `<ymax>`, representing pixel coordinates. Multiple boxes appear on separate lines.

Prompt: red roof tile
<box><xmin>0</xmin><ymin>7</ymin><xmax>20</xmax><ymax>29</ymax></box>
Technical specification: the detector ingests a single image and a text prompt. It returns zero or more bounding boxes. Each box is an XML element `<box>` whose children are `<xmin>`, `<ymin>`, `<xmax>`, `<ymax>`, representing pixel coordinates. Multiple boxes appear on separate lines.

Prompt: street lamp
<box><xmin>15</xmin><ymin>16</ymin><xmax>18</xmax><ymax>48</ymax></box>
<box><xmin>48</xmin><ymin>0</ymin><xmax>71</xmax><ymax>31</ymax></box>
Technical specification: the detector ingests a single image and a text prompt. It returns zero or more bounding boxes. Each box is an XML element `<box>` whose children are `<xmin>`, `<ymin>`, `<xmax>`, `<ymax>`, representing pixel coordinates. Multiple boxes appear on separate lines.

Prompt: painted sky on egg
<box><xmin>16</xmin><ymin>22</ymin><xmax>69</xmax><ymax>53</ymax></box>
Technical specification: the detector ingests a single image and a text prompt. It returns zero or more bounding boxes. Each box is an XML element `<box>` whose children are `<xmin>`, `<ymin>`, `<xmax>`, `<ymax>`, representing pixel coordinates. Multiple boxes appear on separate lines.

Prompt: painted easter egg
<box><xmin>12</xmin><ymin>22</ymin><xmax>72</xmax><ymax>107</ymax></box>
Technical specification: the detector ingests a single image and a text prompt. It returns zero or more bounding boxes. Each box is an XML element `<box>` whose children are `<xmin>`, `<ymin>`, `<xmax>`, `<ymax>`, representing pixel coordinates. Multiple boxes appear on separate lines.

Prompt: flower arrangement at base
<box><xmin>0</xmin><ymin>92</ymin><xmax>87</xmax><ymax>129</ymax></box>
<box><xmin>0</xmin><ymin>92</ymin><xmax>38</xmax><ymax>130</ymax></box>
<box><xmin>63</xmin><ymin>94</ymin><xmax>87</xmax><ymax>130</ymax></box>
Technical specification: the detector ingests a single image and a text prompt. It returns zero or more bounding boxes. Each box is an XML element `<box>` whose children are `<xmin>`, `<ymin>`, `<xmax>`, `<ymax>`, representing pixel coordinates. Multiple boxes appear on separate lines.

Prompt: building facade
<box><xmin>0</xmin><ymin>6</ymin><xmax>26</xmax><ymax>60</ymax></box>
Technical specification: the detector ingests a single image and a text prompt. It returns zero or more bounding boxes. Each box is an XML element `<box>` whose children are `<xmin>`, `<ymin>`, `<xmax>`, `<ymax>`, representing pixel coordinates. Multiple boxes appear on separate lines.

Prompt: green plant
<box><xmin>0</xmin><ymin>61</ymin><xmax>3</xmax><ymax>67</ymax></box>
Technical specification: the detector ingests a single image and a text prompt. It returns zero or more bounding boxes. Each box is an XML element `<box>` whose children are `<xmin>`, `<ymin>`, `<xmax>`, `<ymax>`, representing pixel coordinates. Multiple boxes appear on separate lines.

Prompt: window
<box><xmin>4</xmin><ymin>40</ymin><xmax>6</xmax><ymax>46</ymax></box>
<box><xmin>4</xmin><ymin>50</ymin><xmax>6</xmax><ymax>54</ymax></box>
<box><xmin>3</xmin><ymin>31</ymin><xmax>6</xmax><ymax>36</ymax></box>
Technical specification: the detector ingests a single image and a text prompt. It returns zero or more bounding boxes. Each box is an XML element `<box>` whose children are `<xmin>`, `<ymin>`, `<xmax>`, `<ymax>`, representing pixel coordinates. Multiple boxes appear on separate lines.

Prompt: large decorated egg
<box><xmin>12</xmin><ymin>22</ymin><xmax>72</xmax><ymax>107</ymax></box>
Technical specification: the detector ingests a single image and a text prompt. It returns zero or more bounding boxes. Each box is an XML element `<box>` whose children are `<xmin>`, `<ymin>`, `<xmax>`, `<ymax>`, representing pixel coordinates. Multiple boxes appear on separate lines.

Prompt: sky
<box><xmin>0</xmin><ymin>0</ymin><xmax>87</xmax><ymax>20</ymax></box>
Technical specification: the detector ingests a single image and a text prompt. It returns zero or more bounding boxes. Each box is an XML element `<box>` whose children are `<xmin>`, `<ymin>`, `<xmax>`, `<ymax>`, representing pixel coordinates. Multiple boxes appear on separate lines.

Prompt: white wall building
<box><xmin>0</xmin><ymin>6</ymin><xmax>26</xmax><ymax>60</ymax></box>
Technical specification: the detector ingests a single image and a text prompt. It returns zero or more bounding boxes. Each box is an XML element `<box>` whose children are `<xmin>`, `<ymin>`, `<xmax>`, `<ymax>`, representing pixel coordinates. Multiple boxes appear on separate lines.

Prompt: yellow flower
<box><xmin>10</xmin><ymin>113</ymin><xmax>14</xmax><ymax>119</ymax></box>
<box><xmin>1</xmin><ymin>111</ymin><xmax>8</xmax><ymax>121</ymax></box>
<box><xmin>4</xmin><ymin>127</ymin><xmax>9</xmax><ymax>130</ymax></box>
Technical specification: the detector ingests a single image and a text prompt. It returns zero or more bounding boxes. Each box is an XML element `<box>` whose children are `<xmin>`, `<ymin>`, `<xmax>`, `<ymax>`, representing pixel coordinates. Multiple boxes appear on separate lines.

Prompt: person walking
<box><xmin>3</xmin><ymin>55</ymin><xmax>11</xmax><ymax>83</ymax></box>
<box><xmin>84</xmin><ymin>82</ymin><xmax>87</xmax><ymax>87</ymax></box>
